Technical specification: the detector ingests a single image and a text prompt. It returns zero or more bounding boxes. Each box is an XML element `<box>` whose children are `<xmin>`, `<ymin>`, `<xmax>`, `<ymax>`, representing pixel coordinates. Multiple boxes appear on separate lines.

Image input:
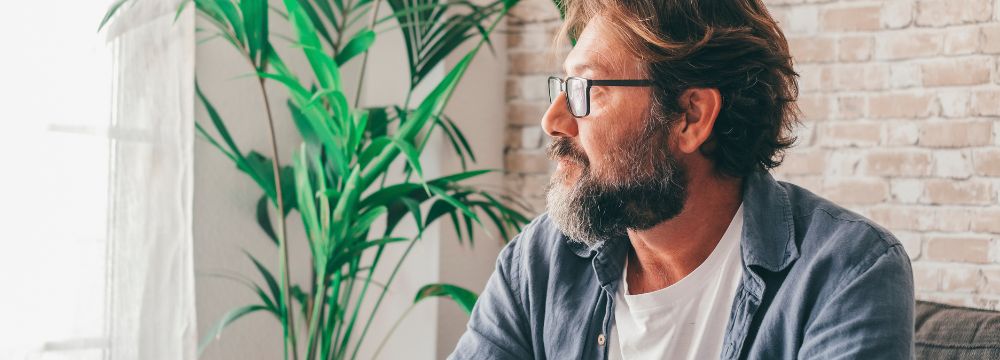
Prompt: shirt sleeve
<box><xmin>798</xmin><ymin>244</ymin><xmax>915</xmax><ymax>359</ymax></box>
<box><xmin>449</xmin><ymin>234</ymin><xmax>535</xmax><ymax>360</ymax></box>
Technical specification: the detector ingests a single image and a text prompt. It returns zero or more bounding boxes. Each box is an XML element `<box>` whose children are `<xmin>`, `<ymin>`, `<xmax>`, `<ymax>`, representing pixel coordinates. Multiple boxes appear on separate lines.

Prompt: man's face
<box><xmin>543</xmin><ymin>15</ymin><xmax>689</xmax><ymax>247</ymax></box>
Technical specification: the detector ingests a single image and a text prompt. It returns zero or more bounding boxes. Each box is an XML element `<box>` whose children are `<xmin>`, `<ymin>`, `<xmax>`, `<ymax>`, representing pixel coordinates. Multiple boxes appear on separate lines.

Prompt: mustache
<box><xmin>546</xmin><ymin>137</ymin><xmax>589</xmax><ymax>166</ymax></box>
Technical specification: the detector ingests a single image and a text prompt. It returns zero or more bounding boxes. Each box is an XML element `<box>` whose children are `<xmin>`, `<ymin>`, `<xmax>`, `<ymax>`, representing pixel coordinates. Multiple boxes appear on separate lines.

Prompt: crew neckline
<box><xmin>620</xmin><ymin>203</ymin><xmax>744</xmax><ymax>312</ymax></box>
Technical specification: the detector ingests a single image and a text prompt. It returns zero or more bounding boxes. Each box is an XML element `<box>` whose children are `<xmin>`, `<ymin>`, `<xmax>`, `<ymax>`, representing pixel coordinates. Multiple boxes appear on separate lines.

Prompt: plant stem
<box><xmin>304</xmin><ymin>270</ymin><xmax>329</xmax><ymax>360</ymax></box>
<box><xmin>321</xmin><ymin>271</ymin><xmax>342</xmax><ymax>359</ymax></box>
<box><xmin>329</xmin><ymin>244</ymin><xmax>384</xmax><ymax>360</ymax></box>
<box><xmin>333</xmin><ymin>261</ymin><xmax>359</xmax><ymax>357</ymax></box>
<box><xmin>334</xmin><ymin>258</ymin><xmax>362</xmax><ymax>359</ymax></box>
<box><xmin>371</xmin><ymin>304</ymin><xmax>415</xmax><ymax>359</ymax></box>
<box><xmin>308</xmin><ymin>261</ymin><xmax>318</xmax><ymax>352</ymax></box>
<box><xmin>348</xmin><ymin>234</ymin><xmax>420</xmax><ymax>360</ymax></box>
<box><xmin>331</xmin><ymin>0</ymin><xmax>355</xmax><ymax>58</ymax></box>
<box><xmin>353</xmin><ymin>0</ymin><xmax>386</xmax><ymax>108</ymax></box>
<box><xmin>257</xmin><ymin>76</ymin><xmax>299</xmax><ymax>360</ymax></box>
<box><xmin>398</xmin><ymin>90</ymin><xmax>414</xmax><ymax>182</ymax></box>
<box><xmin>331</xmin><ymin>270</ymin><xmax>349</xmax><ymax>356</ymax></box>
<box><xmin>402</xmin><ymin>89</ymin><xmax>412</xmax><ymax>111</ymax></box>
<box><xmin>337</xmin><ymin>244</ymin><xmax>384</xmax><ymax>358</ymax></box>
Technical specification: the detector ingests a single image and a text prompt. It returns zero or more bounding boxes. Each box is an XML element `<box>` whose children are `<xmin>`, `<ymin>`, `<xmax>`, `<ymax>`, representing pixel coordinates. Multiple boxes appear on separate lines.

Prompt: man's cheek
<box><xmin>555</xmin><ymin>160</ymin><xmax>583</xmax><ymax>185</ymax></box>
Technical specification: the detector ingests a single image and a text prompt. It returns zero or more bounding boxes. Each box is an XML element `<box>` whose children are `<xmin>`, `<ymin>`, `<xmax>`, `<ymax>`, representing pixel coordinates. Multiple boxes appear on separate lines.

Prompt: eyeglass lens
<box><xmin>566</xmin><ymin>78</ymin><xmax>587</xmax><ymax>116</ymax></box>
<box><xmin>548</xmin><ymin>77</ymin><xmax>589</xmax><ymax>117</ymax></box>
<box><xmin>548</xmin><ymin>77</ymin><xmax>561</xmax><ymax>105</ymax></box>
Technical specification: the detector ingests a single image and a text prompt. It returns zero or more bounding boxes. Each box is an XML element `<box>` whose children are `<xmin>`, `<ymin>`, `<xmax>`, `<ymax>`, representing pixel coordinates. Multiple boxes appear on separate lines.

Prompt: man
<box><xmin>451</xmin><ymin>0</ymin><xmax>914</xmax><ymax>359</ymax></box>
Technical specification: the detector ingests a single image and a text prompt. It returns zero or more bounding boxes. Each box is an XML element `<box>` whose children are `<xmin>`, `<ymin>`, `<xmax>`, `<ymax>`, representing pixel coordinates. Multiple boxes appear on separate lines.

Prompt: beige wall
<box><xmin>503</xmin><ymin>0</ymin><xmax>1000</xmax><ymax>310</ymax></box>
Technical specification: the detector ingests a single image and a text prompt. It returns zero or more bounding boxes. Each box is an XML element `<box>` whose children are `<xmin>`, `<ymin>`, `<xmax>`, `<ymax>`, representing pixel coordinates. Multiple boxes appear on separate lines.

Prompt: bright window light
<box><xmin>0</xmin><ymin>1</ymin><xmax>115</xmax><ymax>359</ymax></box>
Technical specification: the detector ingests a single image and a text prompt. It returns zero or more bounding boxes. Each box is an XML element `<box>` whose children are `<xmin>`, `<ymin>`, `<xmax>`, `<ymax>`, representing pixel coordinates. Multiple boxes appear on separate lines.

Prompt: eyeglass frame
<box><xmin>547</xmin><ymin>76</ymin><xmax>654</xmax><ymax>118</ymax></box>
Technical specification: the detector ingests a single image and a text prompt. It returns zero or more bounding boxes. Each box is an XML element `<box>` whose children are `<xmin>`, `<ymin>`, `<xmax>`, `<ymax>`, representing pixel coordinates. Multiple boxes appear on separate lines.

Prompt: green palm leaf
<box><xmin>241</xmin><ymin>0</ymin><xmax>270</xmax><ymax>68</ymax></box>
<box><xmin>199</xmin><ymin>304</ymin><xmax>271</xmax><ymax>355</ymax></box>
<box><xmin>385</xmin><ymin>0</ymin><xmax>504</xmax><ymax>87</ymax></box>
<box><xmin>98</xmin><ymin>0</ymin><xmax>131</xmax><ymax>31</ymax></box>
<box><xmin>335</xmin><ymin>29</ymin><xmax>375</xmax><ymax>65</ymax></box>
<box><xmin>414</xmin><ymin>283</ymin><xmax>477</xmax><ymax>314</ymax></box>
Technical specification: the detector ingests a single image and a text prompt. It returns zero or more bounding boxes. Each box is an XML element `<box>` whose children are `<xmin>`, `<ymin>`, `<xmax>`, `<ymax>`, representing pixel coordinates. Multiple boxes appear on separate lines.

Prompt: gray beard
<box><xmin>544</xmin><ymin>133</ymin><xmax>689</xmax><ymax>248</ymax></box>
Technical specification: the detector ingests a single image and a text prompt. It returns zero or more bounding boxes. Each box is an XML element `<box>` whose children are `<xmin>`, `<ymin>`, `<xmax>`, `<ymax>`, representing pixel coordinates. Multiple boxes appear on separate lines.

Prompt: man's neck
<box><xmin>624</xmin><ymin>173</ymin><xmax>743</xmax><ymax>295</ymax></box>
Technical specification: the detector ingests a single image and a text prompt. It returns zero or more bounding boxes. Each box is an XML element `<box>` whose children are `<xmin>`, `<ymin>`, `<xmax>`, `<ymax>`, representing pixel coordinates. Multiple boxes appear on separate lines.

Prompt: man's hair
<box><xmin>556</xmin><ymin>0</ymin><xmax>800</xmax><ymax>177</ymax></box>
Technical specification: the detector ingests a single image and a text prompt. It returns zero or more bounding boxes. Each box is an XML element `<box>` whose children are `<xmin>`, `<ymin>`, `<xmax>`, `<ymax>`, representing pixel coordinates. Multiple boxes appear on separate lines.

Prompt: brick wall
<box><xmin>504</xmin><ymin>1</ymin><xmax>564</xmax><ymax>214</ymax></box>
<box><xmin>504</xmin><ymin>0</ymin><xmax>1000</xmax><ymax>310</ymax></box>
<box><xmin>767</xmin><ymin>0</ymin><xmax>1000</xmax><ymax>310</ymax></box>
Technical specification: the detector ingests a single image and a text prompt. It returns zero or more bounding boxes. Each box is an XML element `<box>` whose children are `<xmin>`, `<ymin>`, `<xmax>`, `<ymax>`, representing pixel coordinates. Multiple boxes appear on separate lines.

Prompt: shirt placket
<box><xmin>589</xmin><ymin>244</ymin><xmax>623</xmax><ymax>360</ymax></box>
<box><xmin>721</xmin><ymin>271</ymin><xmax>765</xmax><ymax>360</ymax></box>
<box><xmin>599</xmin><ymin>285</ymin><xmax>616</xmax><ymax>360</ymax></box>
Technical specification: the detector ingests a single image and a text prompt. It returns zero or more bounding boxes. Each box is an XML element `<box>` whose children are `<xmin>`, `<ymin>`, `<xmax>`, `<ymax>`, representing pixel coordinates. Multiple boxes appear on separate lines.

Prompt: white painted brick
<box><xmin>787</xmin><ymin>6</ymin><xmax>821</xmax><ymax>34</ymax></box>
<box><xmin>827</xmin><ymin>150</ymin><xmax>864</xmax><ymax>176</ymax></box>
<box><xmin>891</xmin><ymin>179</ymin><xmax>925</xmax><ymax>203</ymax></box>
<box><xmin>882</xmin><ymin>0</ymin><xmax>915</xmax><ymax>29</ymax></box>
<box><xmin>885</xmin><ymin>121</ymin><xmax>921</xmax><ymax>145</ymax></box>
<box><xmin>941</xmin><ymin>267</ymin><xmax>981</xmax><ymax>293</ymax></box>
<box><xmin>519</xmin><ymin>126</ymin><xmax>545</xmax><ymax>150</ymax></box>
<box><xmin>933</xmin><ymin>150</ymin><xmax>975</xmax><ymax>179</ymax></box>
<box><xmin>939</xmin><ymin>91</ymin><xmax>972</xmax><ymax>118</ymax></box>
<box><xmin>896</xmin><ymin>231</ymin><xmax>924</xmax><ymax>260</ymax></box>
<box><xmin>889</xmin><ymin>63</ymin><xmax>922</xmax><ymax>89</ymax></box>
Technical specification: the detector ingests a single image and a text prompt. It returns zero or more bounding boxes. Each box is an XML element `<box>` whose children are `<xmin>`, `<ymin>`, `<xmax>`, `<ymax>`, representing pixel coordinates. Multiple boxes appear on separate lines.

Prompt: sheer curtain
<box><xmin>104</xmin><ymin>2</ymin><xmax>197</xmax><ymax>359</ymax></box>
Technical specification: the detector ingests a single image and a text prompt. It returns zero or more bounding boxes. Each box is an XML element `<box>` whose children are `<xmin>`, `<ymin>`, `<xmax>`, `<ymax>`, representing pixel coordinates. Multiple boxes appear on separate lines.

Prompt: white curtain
<box><xmin>104</xmin><ymin>2</ymin><xmax>197</xmax><ymax>359</ymax></box>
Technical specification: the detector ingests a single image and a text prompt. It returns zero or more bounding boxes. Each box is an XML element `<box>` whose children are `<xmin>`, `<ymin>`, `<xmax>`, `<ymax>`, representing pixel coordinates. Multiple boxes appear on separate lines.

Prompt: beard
<box><xmin>544</xmin><ymin>118</ymin><xmax>689</xmax><ymax>248</ymax></box>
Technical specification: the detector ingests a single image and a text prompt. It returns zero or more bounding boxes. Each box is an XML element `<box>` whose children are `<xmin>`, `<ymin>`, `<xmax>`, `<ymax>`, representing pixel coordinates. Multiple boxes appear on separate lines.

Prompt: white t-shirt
<box><xmin>608</xmin><ymin>204</ymin><xmax>744</xmax><ymax>360</ymax></box>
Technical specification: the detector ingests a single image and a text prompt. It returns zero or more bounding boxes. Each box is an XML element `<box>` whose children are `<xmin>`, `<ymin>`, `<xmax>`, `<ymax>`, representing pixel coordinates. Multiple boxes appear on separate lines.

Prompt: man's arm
<box><xmin>449</xmin><ymin>236</ymin><xmax>534</xmax><ymax>360</ymax></box>
<box><xmin>799</xmin><ymin>244</ymin><xmax>914</xmax><ymax>359</ymax></box>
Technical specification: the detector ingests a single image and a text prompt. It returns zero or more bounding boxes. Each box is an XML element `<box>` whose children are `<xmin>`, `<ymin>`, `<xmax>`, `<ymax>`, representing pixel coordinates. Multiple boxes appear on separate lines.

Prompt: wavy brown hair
<box><xmin>556</xmin><ymin>0</ymin><xmax>800</xmax><ymax>177</ymax></box>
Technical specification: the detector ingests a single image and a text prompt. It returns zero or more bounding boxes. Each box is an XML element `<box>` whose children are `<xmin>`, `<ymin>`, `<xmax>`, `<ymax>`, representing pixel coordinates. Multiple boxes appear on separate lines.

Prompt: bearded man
<box><xmin>450</xmin><ymin>0</ymin><xmax>914</xmax><ymax>359</ymax></box>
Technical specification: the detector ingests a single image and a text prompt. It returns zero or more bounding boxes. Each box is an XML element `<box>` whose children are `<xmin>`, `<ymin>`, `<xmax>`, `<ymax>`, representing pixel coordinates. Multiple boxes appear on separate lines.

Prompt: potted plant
<box><xmin>101</xmin><ymin>0</ymin><xmax>529</xmax><ymax>358</ymax></box>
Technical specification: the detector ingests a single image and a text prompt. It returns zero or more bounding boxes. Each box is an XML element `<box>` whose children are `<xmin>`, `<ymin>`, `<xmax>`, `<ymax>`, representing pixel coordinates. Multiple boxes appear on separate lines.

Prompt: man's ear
<box><xmin>674</xmin><ymin>88</ymin><xmax>722</xmax><ymax>154</ymax></box>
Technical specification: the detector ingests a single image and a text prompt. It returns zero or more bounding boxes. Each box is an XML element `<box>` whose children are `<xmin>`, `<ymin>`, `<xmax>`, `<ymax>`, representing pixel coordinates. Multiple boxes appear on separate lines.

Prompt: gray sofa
<box><xmin>916</xmin><ymin>300</ymin><xmax>1000</xmax><ymax>359</ymax></box>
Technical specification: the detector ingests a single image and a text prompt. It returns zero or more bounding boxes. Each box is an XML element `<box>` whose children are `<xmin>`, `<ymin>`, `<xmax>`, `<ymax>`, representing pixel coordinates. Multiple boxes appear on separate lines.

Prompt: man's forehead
<box><xmin>562</xmin><ymin>18</ymin><xmax>631</xmax><ymax>77</ymax></box>
<box><xmin>564</xmin><ymin>61</ymin><xmax>608</xmax><ymax>77</ymax></box>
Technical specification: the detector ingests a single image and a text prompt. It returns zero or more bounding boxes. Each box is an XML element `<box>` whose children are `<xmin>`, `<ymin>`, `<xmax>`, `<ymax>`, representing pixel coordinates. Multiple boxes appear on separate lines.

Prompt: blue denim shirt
<box><xmin>450</xmin><ymin>171</ymin><xmax>914</xmax><ymax>359</ymax></box>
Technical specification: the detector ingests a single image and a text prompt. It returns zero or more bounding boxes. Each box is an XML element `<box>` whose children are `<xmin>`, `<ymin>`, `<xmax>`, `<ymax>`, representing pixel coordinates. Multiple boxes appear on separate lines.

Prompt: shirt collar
<box><xmin>738</xmin><ymin>170</ymin><xmax>799</xmax><ymax>272</ymax></box>
<box><xmin>564</xmin><ymin>170</ymin><xmax>800</xmax><ymax>284</ymax></box>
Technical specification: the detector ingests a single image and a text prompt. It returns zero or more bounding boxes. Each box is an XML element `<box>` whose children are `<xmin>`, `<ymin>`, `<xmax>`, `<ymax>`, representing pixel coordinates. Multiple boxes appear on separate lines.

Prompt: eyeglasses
<box><xmin>547</xmin><ymin>76</ymin><xmax>653</xmax><ymax>118</ymax></box>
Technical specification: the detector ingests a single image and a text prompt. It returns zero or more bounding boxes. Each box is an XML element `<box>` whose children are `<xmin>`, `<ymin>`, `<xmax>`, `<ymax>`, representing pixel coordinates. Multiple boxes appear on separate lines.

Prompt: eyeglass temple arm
<box><xmin>589</xmin><ymin>79</ymin><xmax>653</xmax><ymax>87</ymax></box>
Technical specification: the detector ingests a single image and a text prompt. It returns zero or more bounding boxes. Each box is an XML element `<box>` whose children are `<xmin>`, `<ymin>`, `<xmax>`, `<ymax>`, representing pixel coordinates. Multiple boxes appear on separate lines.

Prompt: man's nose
<box><xmin>541</xmin><ymin>92</ymin><xmax>579</xmax><ymax>138</ymax></box>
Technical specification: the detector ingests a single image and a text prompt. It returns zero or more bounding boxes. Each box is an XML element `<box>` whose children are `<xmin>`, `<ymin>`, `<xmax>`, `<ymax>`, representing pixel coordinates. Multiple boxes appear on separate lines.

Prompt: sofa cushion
<box><xmin>915</xmin><ymin>300</ymin><xmax>1000</xmax><ymax>359</ymax></box>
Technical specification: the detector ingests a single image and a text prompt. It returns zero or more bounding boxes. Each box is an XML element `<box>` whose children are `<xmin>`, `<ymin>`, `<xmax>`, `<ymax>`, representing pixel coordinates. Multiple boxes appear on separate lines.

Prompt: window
<box><xmin>0</xmin><ymin>1</ymin><xmax>116</xmax><ymax>359</ymax></box>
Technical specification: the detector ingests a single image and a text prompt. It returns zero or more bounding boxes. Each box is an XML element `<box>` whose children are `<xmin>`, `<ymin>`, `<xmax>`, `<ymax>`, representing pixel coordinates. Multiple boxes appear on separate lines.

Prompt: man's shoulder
<box><xmin>778</xmin><ymin>180</ymin><xmax>910</xmax><ymax>276</ymax></box>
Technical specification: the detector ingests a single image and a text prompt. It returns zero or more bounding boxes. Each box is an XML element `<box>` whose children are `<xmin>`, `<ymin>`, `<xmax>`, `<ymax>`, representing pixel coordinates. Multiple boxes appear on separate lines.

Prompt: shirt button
<box><xmin>597</xmin><ymin>333</ymin><xmax>606</xmax><ymax>346</ymax></box>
